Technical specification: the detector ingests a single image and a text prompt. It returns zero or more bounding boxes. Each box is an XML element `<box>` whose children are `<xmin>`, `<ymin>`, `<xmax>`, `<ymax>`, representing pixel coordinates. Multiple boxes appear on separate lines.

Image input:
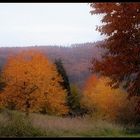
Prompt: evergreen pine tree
<box><xmin>54</xmin><ymin>59</ymin><xmax>72</xmax><ymax>110</ymax></box>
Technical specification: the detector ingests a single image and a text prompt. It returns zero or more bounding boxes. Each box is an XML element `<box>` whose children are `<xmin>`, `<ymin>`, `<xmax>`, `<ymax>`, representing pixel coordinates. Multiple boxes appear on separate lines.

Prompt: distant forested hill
<box><xmin>0</xmin><ymin>41</ymin><xmax>104</xmax><ymax>89</ymax></box>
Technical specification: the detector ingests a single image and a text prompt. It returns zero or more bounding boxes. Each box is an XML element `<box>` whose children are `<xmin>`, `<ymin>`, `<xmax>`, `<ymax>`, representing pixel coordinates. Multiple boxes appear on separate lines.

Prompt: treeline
<box><xmin>0</xmin><ymin>50</ymin><xmax>139</xmax><ymax>125</ymax></box>
<box><xmin>0</xmin><ymin>41</ymin><xmax>104</xmax><ymax>88</ymax></box>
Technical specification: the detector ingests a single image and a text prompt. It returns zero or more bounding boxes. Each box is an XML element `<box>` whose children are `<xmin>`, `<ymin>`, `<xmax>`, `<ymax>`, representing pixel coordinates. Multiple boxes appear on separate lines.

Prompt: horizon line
<box><xmin>0</xmin><ymin>40</ymin><xmax>103</xmax><ymax>48</ymax></box>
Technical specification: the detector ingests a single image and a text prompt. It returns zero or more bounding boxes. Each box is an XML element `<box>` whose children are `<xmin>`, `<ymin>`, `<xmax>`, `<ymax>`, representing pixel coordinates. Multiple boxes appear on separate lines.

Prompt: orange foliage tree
<box><xmin>81</xmin><ymin>75</ymin><xmax>140</xmax><ymax>123</ymax></box>
<box><xmin>83</xmin><ymin>75</ymin><xmax>99</xmax><ymax>92</ymax></box>
<box><xmin>1</xmin><ymin>50</ymin><xmax>68</xmax><ymax>116</ymax></box>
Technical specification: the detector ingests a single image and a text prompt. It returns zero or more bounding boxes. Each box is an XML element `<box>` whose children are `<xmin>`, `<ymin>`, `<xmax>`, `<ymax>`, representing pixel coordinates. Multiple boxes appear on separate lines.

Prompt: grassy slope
<box><xmin>0</xmin><ymin>110</ymin><xmax>140</xmax><ymax>137</ymax></box>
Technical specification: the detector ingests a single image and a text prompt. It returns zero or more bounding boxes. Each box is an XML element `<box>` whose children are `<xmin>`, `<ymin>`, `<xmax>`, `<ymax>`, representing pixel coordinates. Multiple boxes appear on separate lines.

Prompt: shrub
<box><xmin>81</xmin><ymin>76</ymin><xmax>140</xmax><ymax>124</ymax></box>
<box><xmin>0</xmin><ymin>111</ymin><xmax>46</xmax><ymax>137</ymax></box>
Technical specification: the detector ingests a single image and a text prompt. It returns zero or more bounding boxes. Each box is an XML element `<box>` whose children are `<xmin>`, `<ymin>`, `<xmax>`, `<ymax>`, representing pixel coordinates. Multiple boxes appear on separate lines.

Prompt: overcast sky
<box><xmin>0</xmin><ymin>3</ymin><xmax>104</xmax><ymax>47</ymax></box>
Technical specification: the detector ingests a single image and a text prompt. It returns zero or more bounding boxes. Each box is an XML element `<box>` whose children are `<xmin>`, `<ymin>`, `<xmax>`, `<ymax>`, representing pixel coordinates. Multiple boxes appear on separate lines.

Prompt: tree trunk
<box><xmin>25</xmin><ymin>110</ymin><xmax>29</xmax><ymax>117</ymax></box>
<box><xmin>25</xmin><ymin>98</ymin><xmax>30</xmax><ymax>117</ymax></box>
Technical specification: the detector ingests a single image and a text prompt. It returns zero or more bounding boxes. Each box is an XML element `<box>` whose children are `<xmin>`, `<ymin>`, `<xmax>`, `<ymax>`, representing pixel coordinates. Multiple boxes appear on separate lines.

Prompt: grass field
<box><xmin>0</xmin><ymin>109</ymin><xmax>140</xmax><ymax>137</ymax></box>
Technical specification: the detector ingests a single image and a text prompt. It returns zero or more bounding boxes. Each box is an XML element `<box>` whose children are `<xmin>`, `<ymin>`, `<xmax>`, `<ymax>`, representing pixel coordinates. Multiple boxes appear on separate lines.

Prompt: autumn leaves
<box><xmin>0</xmin><ymin>50</ymin><xmax>69</xmax><ymax>116</ymax></box>
<box><xmin>0</xmin><ymin>49</ymin><xmax>139</xmax><ymax>123</ymax></box>
<box><xmin>81</xmin><ymin>75</ymin><xmax>140</xmax><ymax>123</ymax></box>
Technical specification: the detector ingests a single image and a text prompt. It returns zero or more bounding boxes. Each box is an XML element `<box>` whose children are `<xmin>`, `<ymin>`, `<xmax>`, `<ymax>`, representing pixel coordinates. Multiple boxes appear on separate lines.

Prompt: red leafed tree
<box><xmin>90</xmin><ymin>3</ymin><xmax>140</xmax><ymax>102</ymax></box>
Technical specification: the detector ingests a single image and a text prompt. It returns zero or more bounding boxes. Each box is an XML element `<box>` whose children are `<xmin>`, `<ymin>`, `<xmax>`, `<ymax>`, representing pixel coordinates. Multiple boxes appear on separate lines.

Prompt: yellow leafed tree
<box><xmin>81</xmin><ymin>75</ymin><xmax>134</xmax><ymax>122</ymax></box>
<box><xmin>1</xmin><ymin>50</ymin><xmax>69</xmax><ymax>116</ymax></box>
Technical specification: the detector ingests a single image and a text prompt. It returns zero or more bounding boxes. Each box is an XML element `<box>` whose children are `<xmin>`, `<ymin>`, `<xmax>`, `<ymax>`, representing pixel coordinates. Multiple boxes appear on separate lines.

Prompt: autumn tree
<box><xmin>81</xmin><ymin>76</ymin><xmax>140</xmax><ymax>123</ymax></box>
<box><xmin>90</xmin><ymin>3</ymin><xmax>140</xmax><ymax>100</ymax></box>
<box><xmin>54</xmin><ymin>59</ymin><xmax>72</xmax><ymax>111</ymax></box>
<box><xmin>83</xmin><ymin>74</ymin><xmax>99</xmax><ymax>92</ymax></box>
<box><xmin>1</xmin><ymin>50</ymin><xmax>68</xmax><ymax>116</ymax></box>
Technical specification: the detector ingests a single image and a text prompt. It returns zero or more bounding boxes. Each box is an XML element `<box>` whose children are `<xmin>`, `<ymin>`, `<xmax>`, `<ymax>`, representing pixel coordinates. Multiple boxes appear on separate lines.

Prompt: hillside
<box><xmin>0</xmin><ymin>41</ymin><xmax>104</xmax><ymax>88</ymax></box>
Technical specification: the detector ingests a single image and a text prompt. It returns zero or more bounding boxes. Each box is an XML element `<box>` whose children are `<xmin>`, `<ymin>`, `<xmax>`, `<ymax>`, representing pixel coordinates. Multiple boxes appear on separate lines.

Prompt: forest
<box><xmin>0</xmin><ymin>2</ymin><xmax>140</xmax><ymax>137</ymax></box>
<box><xmin>0</xmin><ymin>41</ymin><xmax>104</xmax><ymax>89</ymax></box>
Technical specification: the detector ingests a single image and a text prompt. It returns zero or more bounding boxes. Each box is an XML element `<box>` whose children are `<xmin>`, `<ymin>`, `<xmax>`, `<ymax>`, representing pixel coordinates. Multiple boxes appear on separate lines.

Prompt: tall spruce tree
<box><xmin>54</xmin><ymin>59</ymin><xmax>72</xmax><ymax>110</ymax></box>
<box><xmin>90</xmin><ymin>3</ymin><xmax>140</xmax><ymax>98</ymax></box>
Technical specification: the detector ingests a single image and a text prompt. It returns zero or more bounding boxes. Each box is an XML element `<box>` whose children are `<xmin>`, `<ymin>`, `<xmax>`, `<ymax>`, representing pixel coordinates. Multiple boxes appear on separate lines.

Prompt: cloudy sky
<box><xmin>0</xmin><ymin>3</ymin><xmax>104</xmax><ymax>47</ymax></box>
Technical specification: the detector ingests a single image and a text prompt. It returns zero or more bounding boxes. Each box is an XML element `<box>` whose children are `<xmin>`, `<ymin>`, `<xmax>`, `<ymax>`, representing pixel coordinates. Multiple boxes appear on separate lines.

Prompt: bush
<box><xmin>81</xmin><ymin>76</ymin><xmax>140</xmax><ymax>124</ymax></box>
<box><xmin>0</xmin><ymin>111</ymin><xmax>46</xmax><ymax>137</ymax></box>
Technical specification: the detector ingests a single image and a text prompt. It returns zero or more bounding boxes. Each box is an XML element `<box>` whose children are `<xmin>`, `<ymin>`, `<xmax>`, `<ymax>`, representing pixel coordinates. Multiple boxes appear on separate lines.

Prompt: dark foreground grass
<box><xmin>0</xmin><ymin>110</ymin><xmax>46</xmax><ymax>137</ymax></box>
<box><xmin>0</xmin><ymin>110</ymin><xmax>140</xmax><ymax>137</ymax></box>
